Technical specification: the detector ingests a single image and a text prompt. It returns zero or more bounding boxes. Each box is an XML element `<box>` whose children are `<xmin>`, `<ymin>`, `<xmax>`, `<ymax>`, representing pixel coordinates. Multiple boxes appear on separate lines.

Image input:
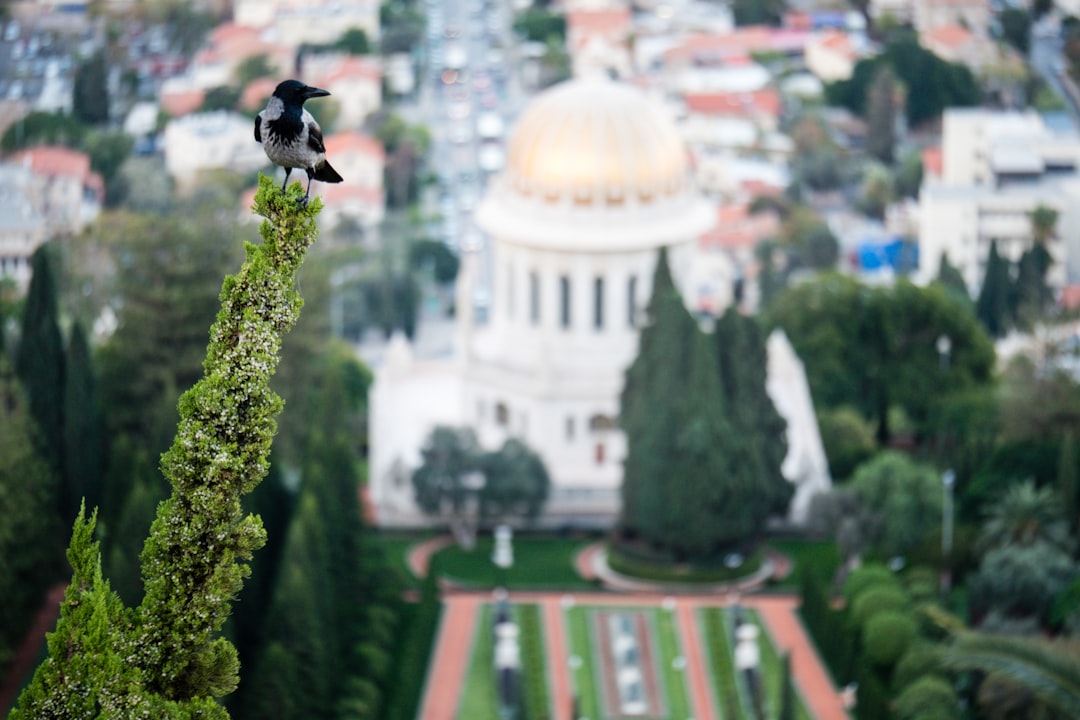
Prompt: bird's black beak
<box><xmin>302</xmin><ymin>86</ymin><xmax>331</xmax><ymax>100</ymax></box>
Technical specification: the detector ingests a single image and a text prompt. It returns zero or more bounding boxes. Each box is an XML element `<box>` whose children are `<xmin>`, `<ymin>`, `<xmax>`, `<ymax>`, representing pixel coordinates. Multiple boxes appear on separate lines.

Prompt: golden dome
<box><xmin>503</xmin><ymin>77</ymin><xmax>689</xmax><ymax>207</ymax></box>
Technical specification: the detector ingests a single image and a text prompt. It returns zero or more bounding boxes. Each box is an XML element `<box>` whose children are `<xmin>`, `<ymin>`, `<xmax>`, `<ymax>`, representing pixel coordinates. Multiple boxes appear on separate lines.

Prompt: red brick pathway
<box><xmin>754</xmin><ymin>596</ymin><xmax>851</xmax><ymax>720</ymax></box>
<box><xmin>417</xmin><ymin>593</ymin><xmax>481</xmax><ymax>720</ymax></box>
<box><xmin>676</xmin><ymin>598</ymin><xmax>717</xmax><ymax>720</ymax></box>
<box><xmin>540</xmin><ymin>597</ymin><xmax>572</xmax><ymax>720</ymax></box>
<box><xmin>407</xmin><ymin>534</ymin><xmax>454</xmax><ymax>578</ymax></box>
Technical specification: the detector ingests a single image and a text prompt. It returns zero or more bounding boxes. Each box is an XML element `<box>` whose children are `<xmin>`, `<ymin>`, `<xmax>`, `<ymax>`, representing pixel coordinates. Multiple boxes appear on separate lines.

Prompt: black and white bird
<box><xmin>255</xmin><ymin>79</ymin><xmax>343</xmax><ymax>202</ymax></box>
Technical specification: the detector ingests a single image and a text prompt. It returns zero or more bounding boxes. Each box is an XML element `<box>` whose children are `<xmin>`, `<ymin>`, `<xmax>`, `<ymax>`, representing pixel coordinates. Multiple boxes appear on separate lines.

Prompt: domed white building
<box><xmin>368</xmin><ymin>76</ymin><xmax>830</xmax><ymax>527</ymax></box>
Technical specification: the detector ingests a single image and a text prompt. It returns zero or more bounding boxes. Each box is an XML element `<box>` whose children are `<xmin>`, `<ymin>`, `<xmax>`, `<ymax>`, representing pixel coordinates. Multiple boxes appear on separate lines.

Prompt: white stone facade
<box><xmin>369</xmin><ymin>77</ymin><xmax>831</xmax><ymax>528</ymax></box>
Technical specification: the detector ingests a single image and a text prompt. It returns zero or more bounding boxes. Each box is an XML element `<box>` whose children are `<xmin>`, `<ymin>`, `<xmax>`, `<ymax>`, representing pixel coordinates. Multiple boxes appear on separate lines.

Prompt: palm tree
<box><xmin>978</xmin><ymin>480</ymin><xmax>1073</xmax><ymax>554</ymax></box>
<box><xmin>1030</xmin><ymin>204</ymin><xmax>1059</xmax><ymax>245</ymax></box>
<box><xmin>941</xmin><ymin>633</ymin><xmax>1080</xmax><ymax>719</ymax></box>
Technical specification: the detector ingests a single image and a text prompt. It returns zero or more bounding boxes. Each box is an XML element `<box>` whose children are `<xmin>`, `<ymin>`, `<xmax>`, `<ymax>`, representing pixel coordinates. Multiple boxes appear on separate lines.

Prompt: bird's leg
<box><xmin>300</xmin><ymin>169</ymin><xmax>315</xmax><ymax>207</ymax></box>
<box><xmin>281</xmin><ymin>167</ymin><xmax>292</xmax><ymax>191</ymax></box>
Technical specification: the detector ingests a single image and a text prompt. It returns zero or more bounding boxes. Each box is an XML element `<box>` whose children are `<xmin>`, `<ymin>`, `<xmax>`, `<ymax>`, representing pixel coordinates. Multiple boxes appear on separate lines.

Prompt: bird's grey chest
<box><xmin>259</xmin><ymin>104</ymin><xmax>320</xmax><ymax>168</ymax></box>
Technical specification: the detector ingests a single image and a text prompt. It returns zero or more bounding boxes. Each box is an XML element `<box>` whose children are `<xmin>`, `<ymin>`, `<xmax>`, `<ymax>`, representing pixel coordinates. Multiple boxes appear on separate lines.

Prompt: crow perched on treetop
<box><xmin>255</xmin><ymin>79</ymin><xmax>343</xmax><ymax>202</ymax></box>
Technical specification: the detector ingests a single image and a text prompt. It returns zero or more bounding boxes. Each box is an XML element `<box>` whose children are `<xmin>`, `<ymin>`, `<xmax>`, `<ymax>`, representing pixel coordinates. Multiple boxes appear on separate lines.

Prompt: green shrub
<box><xmin>902</xmin><ymin>566</ymin><xmax>940</xmax><ymax>603</ymax></box>
<box><xmin>893</xmin><ymin>675</ymin><xmax>958</xmax><ymax>720</ymax></box>
<box><xmin>843</xmin><ymin>563</ymin><xmax>901</xmax><ymax>604</ymax></box>
<box><xmin>852</xmin><ymin>585</ymin><xmax>910</xmax><ymax>627</ymax></box>
<box><xmin>381</xmin><ymin>558</ymin><xmax>442</xmax><ymax>720</ymax></box>
<box><xmin>863</xmin><ymin>611</ymin><xmax>917</xmax><ymax>667</ymax></box>
<box><xmin>891</xmin><ymin>642</ymin><xmax>943</xmax><ymax>691</ymax></box>
<box><xmin>607</xmin><ymin>544</ymin><xmax>763</xmax><ymax>583</ymax></box>
<box><xmin>517</xmin><ymin>605</ymin><xmax>549</xmax><ymax>720</ymax></box>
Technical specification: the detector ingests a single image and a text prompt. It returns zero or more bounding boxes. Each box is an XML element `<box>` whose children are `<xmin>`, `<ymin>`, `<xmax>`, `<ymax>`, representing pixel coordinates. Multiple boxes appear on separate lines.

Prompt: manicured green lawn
<box><xmin>653</xmin><ymin>608</ymin><xmax>693</xmax><ymax>720</ymax></box>
<box><xmin>701</xmin><ymin>607</ymin><xmax>750</xmax><ymax>720</ymax></box>
<box><xmin>458</xmin><ymin>605</ymin><xmax>498</xmax><ymax>720</ymax></box>
<box><xmin>436</xmin><ymin>536</ymin><xmax>599</xmax><ymax>590</ymax></box>
<box><xmin>765</xmin><ymin>538</ymin><xmax>842</xmax><ymax>590</ymax></box>
<box><xmin>565</xmin><ymin>605</ymin><xmax>601</xmax><ymax>719</ymax></box>
<box><xmin>371</xmin><ymin>531</ymin><xmax>434</xmax><ymax>590</ymax></box>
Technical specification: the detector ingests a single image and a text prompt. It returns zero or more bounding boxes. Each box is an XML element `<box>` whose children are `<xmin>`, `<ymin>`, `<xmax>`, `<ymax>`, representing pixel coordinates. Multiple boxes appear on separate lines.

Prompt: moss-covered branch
<box><xmin>12</xmin><ymin>177</ymin><xmax>321</xmax><ymax>717</ymax></box>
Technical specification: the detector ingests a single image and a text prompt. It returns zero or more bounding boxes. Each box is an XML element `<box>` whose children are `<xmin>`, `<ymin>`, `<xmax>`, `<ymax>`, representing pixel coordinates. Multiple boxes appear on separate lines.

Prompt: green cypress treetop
<box><xmin>13</xmin><ymin>177</ymin><xmax>323</xmax><ymax>717</ymax></box>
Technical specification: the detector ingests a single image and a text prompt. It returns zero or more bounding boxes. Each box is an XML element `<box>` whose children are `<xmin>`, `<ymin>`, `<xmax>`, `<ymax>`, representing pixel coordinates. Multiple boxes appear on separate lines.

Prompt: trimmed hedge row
<box><xmin>516</xmin><ymin>604</ymin><xmax>551</xmax><ymax>720</ymax></box>
<box><xmin>607</xmin><ymin>545</ymin><xmax>764</xmax><ymax>583</ymax></box>
<box><xmin>381</xmin><ymin>556</ymin><xmax>443</xmax><ymax>720</ymax></box>
<box><xmin>702</xmin><ymin>608</ymin><xmax>748</xmax><ymax>720</ymax></box>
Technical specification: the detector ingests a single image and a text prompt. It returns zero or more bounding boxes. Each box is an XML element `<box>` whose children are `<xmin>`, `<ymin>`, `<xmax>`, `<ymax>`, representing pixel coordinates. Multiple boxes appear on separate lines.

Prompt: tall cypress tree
<box><xmin>936</xmin><ymin>251</ymin><xmax>970</xmax><ymax>303</ymax></box>
<box><xmin>620</xmin><ymin>248</ymin><xmax>767</xmax><ymax>560</ymax></box>
<box><xmin>1013</xmin><ymin>243</ymin><xmax>1053</xmax><ymax>330</ymax></box>
<box><xmin>620</xmin><ymin>247</ymin><xmax>700</xmax><ymax>548</ymax></box>
<box><xmin>1059</xmin><ymin>432</ymin><xmax>1078</xmax><ymax>535</ymax></box>
<box><xmin>976</xmin><ymin>240</ymin><xmax>1012</xmax><ymax>338</ymax></box>
<box><xmin>0</xmin><ymin>360</ymin><xmax>63</xmax><ymax>664</ymax></box>
<box><xmin>713</xmin><ymin>307</ymin><xmax>792</xmax><ymax>518</ymax></box>
<box><xmin>249</xmin><ymin>493</ymin><xmax>335</xmax><ymax>719</ymax></box>
<box><xmin>63</xmin><ymin>320</ymin><xmax>104</xmax><ymax>525</ymax></box>
<box><xmin>15</xmin><ymin>243</ymin><xmax>66</xmax><ymax>494</ymax></box>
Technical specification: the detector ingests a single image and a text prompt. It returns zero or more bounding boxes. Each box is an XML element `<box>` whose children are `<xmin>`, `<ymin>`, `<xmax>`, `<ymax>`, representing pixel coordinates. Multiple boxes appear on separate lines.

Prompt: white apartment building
<box><xmin>163</xmin><ymin>111</ymin><xmax>268</xmax><ymax>189</ymax></box>
<box><xmin>918</xmin><ymin>109</ymin><xmax>1080</xmax><ymax>291</ymax></box>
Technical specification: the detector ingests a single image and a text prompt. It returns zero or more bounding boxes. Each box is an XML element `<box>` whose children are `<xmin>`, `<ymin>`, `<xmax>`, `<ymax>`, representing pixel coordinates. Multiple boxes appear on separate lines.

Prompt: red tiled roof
<box><xmin>923</xmin><ymin>23</ymin><xmax>973</xmax><ymax>50</ymax></box>
<box><xmin>310</xmin><ymin>55</ymin><xmax>382</xmax><ymax>87</ymax></box>
<box><xmin>1059</xmin><ymin>284</ymin><xmax>1080</xmax><ymax>310</ymax></box>
<box><xmin>923</xmin><ymin>146</ymin><xmax>943</xmax><ymax>178</ymax></box>
<box><xmin>240</xmin><ymin>77</ymin><xmax>277</xmax><ymax>111</ymax></box>
<box><xmin>161</xmin><ymin>89</ymin><xmax>206</xmax><ymax>117</ymax></box>
<box><xmin>699</xmin><ymin>202</ymin><xmax>781</xmax><ymax>250</ymax></box>
<box><xmin>684</xmin><ymin>88</ymin><xmax>782</xmax><ymax>118</ymax></box>
<box><xmin>322</xmin><ymin>183</ymin><xmax>385</xmax><ymax>205</ymax></box>
<box><xmin>324</xmin><ymin>131</ymin><xmax>385</xmax><ymax>160</ymax></box>
<box><xmin>567</xmin><ymin>8</ymin><xmax>632</xmax><ymax>34</ymax></box>
<box><xmin>741</xmin><ymin>178</ymin><xmax>785</xmax><ymax>197</ymax></box>
<box><xmin>10</xmin><ymin>145</ymin><xmax>91</xmax><ymax>178</ymax></box>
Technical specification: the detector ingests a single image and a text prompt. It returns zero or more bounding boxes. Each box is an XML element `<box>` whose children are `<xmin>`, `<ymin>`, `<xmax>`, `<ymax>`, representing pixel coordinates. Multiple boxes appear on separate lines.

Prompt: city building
<box><xmin>917</xmin><ymin>109</ymin><xmax>1079</xmax><ymax>290</ymax></box>
<box><xmin>162</xmin><ymin>111</ymin><xmax>268</xmax><ymax>189</ymax></box>
<box><xmin>369</xmin><ymin>76</ymin><xmax>830</xmax><ymax>529</ymax></box>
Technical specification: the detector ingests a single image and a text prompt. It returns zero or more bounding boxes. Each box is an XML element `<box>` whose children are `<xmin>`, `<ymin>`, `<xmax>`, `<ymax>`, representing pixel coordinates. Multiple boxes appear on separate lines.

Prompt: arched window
<box><xmin>507</xmin><ymin>262</ymin><xmax>514</xmax><ymax>319</ymax></box>
<box><xmin>594</xmin><ymin>276</ymin><xmax>605</xmax><ymax>330</ymax></box>
<box><xmin>559</xmin><ymin>275</ymin><xmax>571</xmax><ymax>329</ymax></box>
<box><xmin>627</xmin><ymin>275</ymin><xmax>637</xmax><ymax>328</ymax></box>
<box><xmin>589</xmin><ymin>414</ymin><xmax>618</xmax><ymax>432</ymax></box>
<box><xmin>529</xmin><ymin>271</ymin><xmax>540</xmax><ymax>326</ymax></box>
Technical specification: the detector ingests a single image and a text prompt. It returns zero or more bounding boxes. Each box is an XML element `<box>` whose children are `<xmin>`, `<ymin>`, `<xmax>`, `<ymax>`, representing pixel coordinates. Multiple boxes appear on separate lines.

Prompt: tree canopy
<box><xmin>619</xmin><ymin>249</ymin><xmax>788</xmax><ymax>561</ymax></box>
<box><xmin>765</xmin><ymin>273</ymin><xmax>995</xmax><ymax>444</ymax></box>
<box><xmin>826</xmin><ymin>33</ymin><xmax>979</xmax><ymax>127</ymax></box>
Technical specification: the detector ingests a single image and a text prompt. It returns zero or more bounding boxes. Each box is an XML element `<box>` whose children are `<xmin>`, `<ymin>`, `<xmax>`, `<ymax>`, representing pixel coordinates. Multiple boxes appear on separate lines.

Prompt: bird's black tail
<box><xmin>314</xmin><ymin>160</ymin><xmax>343</xmax><ymax>183</ymax></box>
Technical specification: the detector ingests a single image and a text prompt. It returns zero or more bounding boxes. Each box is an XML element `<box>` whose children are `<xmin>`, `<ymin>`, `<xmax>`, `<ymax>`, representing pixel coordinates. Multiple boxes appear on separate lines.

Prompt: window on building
<box><xmin>529</xmin><ymin>271</ymin><xmax>540</xmax><ymax>326</ymax></box>
<box><xmin>628</xmin><ymin>275</ymin><xmax>637</xmax><ymax>328</ymax></box>
<box><xmin>589</xmin><ymin>414</ymin><xmax>618</xmax><ymax>431</ymax></box>
<box><xmin>495</xmin><ymin>402</ymin><xmax>509</xmax><ymax>427</ymax></box>
<box><xmin>595</xmin><ymin>442</ymin><xmax>605</xmax><ymax>465</ymax></box>
<box><xmin>594</xmin><ymin>276</ymin><xmax>604</xmax><ymax>330</ymax></box>
<box><xmin>565</xmin><ymin>415</ymin><xmax>575</xmax><ymax>441</ymax></box>
<box><xmin>507</xmin><ymin>263</ymin><xmax>514</xmax><ymax>318</ymax></box>
<box><xmin>559</xmin><ymin>275</ymin><xmax>571</xmax><ymax>329</ymax></box>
